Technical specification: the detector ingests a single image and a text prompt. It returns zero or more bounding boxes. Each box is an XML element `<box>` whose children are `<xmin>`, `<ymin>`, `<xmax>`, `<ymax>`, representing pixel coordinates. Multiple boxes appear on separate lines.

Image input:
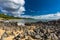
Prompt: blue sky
<box><xmin>0</xmin><ymin>0</ymin><xmax>60</xmax><ymax>20</ymax></box>
<box><xmin>24</xmin><ymin>0</ymin><xmax>60</xmax><ymax>16</ymax></box>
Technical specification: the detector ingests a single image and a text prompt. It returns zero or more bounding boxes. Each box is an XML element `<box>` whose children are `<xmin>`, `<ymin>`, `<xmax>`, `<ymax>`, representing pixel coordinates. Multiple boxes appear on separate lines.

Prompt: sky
<box><xmin>0</xmin><ymin>0</ymin><xmax>60</xmax><ymax>20</ymax></box>
<box><xmin>24</xmin><ymin>0</ymin><xmax>60</xmax><ymax>15</ymax></box>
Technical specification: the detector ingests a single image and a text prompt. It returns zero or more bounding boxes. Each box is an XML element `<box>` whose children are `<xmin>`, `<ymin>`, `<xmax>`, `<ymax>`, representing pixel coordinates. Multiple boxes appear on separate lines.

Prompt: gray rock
<box><xmin>1</xmin><ymin>32</ymin><xmax>8</xmax><ymax>37</ymax></box>
<box><xmin>24</xmin><ymin>30</ymin><xmax>28</xmax><ymax>36</ymax></box>
<box><xmin>35</xmin><ymin>35</ymin><xmax>41</xmax><ymax>39</ymax></box>
<box><xmin>28</xmin><ymin>32</ymin><xmax>36</xmax><ymax>36</ymax></box>
<box><xmin>13</xmin><ymin>34</ymin><xmax>21</xmax><ymax>40</ymax></box>
<box><xmin>1</xmin><ymin>32</ymin><xmax>8</xmax><ymax>40</ymax></box>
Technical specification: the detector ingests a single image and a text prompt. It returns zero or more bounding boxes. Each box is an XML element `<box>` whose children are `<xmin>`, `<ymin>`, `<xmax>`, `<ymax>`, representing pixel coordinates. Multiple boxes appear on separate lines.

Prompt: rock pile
<box><xmin>0</xmin><ymin>20</ymin><xmax>60</xmax><ymax>40</ymax></box>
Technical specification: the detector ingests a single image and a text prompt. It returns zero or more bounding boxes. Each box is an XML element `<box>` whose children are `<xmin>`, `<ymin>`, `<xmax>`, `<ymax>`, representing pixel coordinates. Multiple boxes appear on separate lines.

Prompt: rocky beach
<box><xmin>0</xmin><ymin>19</ymin><xmax>60</xmax><ymax>40</ymax></box>
<box><xmin>0</xmin><ymin>0</ymin><xmax>60</xmax><ymax>40</ymax></box>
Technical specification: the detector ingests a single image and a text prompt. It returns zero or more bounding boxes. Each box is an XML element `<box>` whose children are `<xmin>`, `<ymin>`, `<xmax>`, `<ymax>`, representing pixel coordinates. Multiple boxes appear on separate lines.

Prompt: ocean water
<box><xmin>8</xmin><ymin>19</ymin><xmax>39</xmax><ymax>23</ymax></box>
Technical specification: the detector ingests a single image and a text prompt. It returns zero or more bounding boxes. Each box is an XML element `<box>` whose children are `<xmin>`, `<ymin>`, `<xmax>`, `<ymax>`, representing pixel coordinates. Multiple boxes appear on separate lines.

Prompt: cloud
<box><xmin>21</xmin><ymin>12</ymin><xmax>60</xmax><ymax>20</ymax></box>
<box><xmin>0</xmin><ymin>0</ymin><xmax>25</xmax><ymax>17</ymax></box>
<box><xmin>32</xmin><ymin>12</ymin><xmax>60</xmax><ymax>20</ymax></box>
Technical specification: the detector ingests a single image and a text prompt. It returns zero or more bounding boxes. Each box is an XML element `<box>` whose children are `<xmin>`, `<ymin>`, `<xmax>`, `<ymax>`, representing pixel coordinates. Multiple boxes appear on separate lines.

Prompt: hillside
<box><xmin>0</xmin><ymin>13</ymin><xmax>34</xmax><ymax>20</ymax></box>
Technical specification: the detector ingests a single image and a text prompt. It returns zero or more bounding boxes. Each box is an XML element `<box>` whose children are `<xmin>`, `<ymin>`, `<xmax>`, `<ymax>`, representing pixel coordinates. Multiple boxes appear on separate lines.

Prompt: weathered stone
<box><xmin>35</xmin><ymin>35</ymin><xmax>41</xmax><ymax>39</ymax></box>
<box><xmin>13</xmin><ymin>34</ymin><xmax>21</xmax><ymax>40</ymax></box>
<box><xmin>1</xmin><ymin>32</ymin><xmax>8</xmax><ymax>40</ymax></box>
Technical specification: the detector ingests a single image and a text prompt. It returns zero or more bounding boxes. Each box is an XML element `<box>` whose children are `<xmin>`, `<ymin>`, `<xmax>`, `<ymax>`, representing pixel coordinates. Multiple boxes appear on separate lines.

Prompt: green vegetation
<box><xmin>0</xmin><ymin>13</ymin><xmax>34</xmax><ymax>20</ymax></box>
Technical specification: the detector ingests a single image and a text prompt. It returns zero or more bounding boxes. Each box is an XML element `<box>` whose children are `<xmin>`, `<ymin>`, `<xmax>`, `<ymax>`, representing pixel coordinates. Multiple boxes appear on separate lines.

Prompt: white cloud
<box><xmin>21</xmin><ymin>12</ymin><xmax>60</xmax><ymax>20</ymax></box>
<box><xmin>32</xmin><ymin>12</ymin><xmax>60</xmax><ymax>20</ymax></box>
<box><xmin>0</xmin><ymin>0</ymin><xmax>25</xmax><ymax>17</ymax></box>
